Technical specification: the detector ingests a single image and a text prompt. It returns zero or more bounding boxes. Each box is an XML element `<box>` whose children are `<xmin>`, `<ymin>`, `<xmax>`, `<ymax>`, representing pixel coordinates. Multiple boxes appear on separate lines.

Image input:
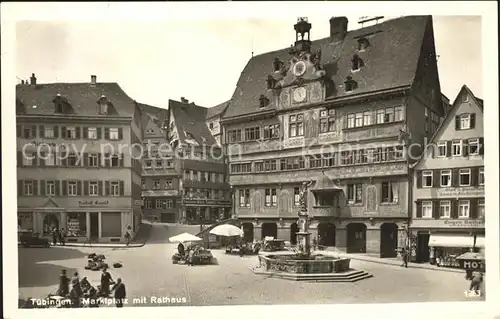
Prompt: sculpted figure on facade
<box><xmin>299</xmin><ymin>180</ymin><xmax>314</xmax><ymax>212</ymax></box>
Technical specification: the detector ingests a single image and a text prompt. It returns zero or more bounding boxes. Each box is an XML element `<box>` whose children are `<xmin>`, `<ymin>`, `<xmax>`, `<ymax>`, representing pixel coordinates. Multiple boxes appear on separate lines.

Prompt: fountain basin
<box><xmin>258</xmin><ymin>254</ymin><xmax>351</xmax><ymax>274</ymax></box>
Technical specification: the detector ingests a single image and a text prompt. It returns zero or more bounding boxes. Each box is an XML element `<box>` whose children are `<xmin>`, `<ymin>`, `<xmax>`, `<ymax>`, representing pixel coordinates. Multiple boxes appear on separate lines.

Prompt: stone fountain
<box><xmin>251</xmin><ymin>180</ymin><xmax>372</xmax><ymax>282</ymax></box>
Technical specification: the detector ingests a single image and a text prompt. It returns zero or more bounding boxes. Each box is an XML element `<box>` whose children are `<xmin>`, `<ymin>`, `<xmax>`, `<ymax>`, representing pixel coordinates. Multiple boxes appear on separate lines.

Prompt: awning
<box><xmin>474</xmin><ymin>236</ymin><xmax>485</xmax><ymax>248</ymax></box>
<box><xmin>428</xmin><ymin>234</ymin><xmax>474</xmax><ymax>248</ymax></box>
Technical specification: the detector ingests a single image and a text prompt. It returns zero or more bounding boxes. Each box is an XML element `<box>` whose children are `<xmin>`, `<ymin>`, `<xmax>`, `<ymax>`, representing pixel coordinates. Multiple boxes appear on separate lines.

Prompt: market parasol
<box><xmin>169</xmin><ymin>232</ymin><xmax>202</xmax><ymax>243</ymax></box>
<box><xmin>209</xmin><ymin>224</ymin><xmax>244</xmax><ymax>237</ymax></box>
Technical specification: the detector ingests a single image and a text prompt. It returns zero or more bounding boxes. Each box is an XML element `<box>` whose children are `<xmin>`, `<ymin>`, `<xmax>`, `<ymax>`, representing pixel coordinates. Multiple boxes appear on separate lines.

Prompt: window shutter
<box><xmin>343</xmin><ymin>116</ymin><xmax>347</xmax><ymax>129</ymax></box>
<box><xmin>82</xmin><ymin>153</ymin><xmax>88</xmax><ymax>167</ymax></box>
<box><xmin>471</xmin><ymin>167</ymin><xmax>479</xmax><ymax>186</ymax></box>
<box><xmin>469</xmin><ymin>199</ymin><xmax>477</xmax><ymax>219</ymax></box>
<box><xmin>105</xmin><ymin>154</ymin><xmax>111</xmax><ymax>168</ymax></box>
<box><xmin>98</xmin><ymin>181</ymin><xmax>104</xmax><ymax>196</ymax></box>
<box><xmin>17</xmin><ymin>151</ymin><xmax>23</xmax><ymax>167</ymax></box>
<box><xmin>32</xmin><ymin>125</ymin><xmax>37</xmax><ymax>138</ymax></box>
<box><xmin>83</xmin><ymin>127</ymin><xmax>88</xmax><ymax>139</ymax></box>
<box><xmin>17</xmin><ymin>125</ymin><xmax>21</xmax><ymax>138</ymax></box>
<box><xmin>416</xmin><ymin>201</ymin><xmax>422</xmax><ymax>218</ymax></box>
<box><xmin>60</xmin><ymin>151</ymin><xmax>67</xmax><ymax>166</ymax></box>
<box><xmin>118</xmin><ymin>128</ymin><xmax>123</xmax><ymax>140</ymax></box>
<box><xmin>462</xmin><ymin>140</ymin><xmax>469</xmax><ymax>156</ymax></box>
<box><xmin>33</xmin><ymin>180</ymin><xmax>38</xmax><ymax>196</ymax></box>
<box><xmin>455</xmin><ymin>115</ymin><xmax>460</xmax><ymax>130</ymax></box>
<box><xmin>55</xmin><ymin>180</ymin><xmax>61</xmax><ymax>196</ymax></box>
<box><xmin>39</xmin><ymin>152</ymin><xmax>46</xmax><ymax>167</ymax></box>
<box><xmin>105</xmin><ymin>181</ymin><xmax>110</xmax><ymax>196</ymax></box>
<box><xmin>432</xmin><ymin>170</ymin><xmax>439</xmax><ymax>188</ymax></box>
<box><xmin>97</xmin><ymin>127</ymin><xmax>102</xmax><ymax>139</ymax></box>
<box><xmin>470</xmin><ymin>113</ymin><xmax>476</xmax><ymax>129</ymax></box>
<box><xmin>77</xmin><ymin>180</ymin><xmax>82</xmax><ymax>196</ymax></box>
<box><xmin>119</xmin><ymin>181</ymin><xmax>125</xmax><ymax>196</ymax></box>
<box><xmin>60</xmin><ymin>126</ymin><xmax>66</xmax><ymax>139</ymax></box>
<box><xmin>446</xmin><ymin>141</ymin><xmax>451</xmax><ymax>157</ymax></box>
<box><xmin>479</xmin><ymin>137</ymin><xmax>484</xmax><ymax>155</ymax></box>
<box><xmin>62</xmin><ymin>180</ymin><xmax>68</xmax><ymax>196</ymax></box>
<box><xmin>54</xmin><ymin>126</ymin><xmax>59</xmax><ymax>138</ymax></box>
<box><xmin>432</xmin><ymin>200</ymin><xmax>439</xmax><ymax>219</ymax></box>
<box><xmin>451</xmin><ymin>199</ymin><xmax>458</xmax><ymax>219</ymax></box>
<box><xmin>40</xmin><ymin>180</ymin><xmax>46</xmax><ymax>196</ymax></box>
<box><xmin>119</xmin><ymin>153</ymin><xmax>124</xmax><ymax>167</ymax></box>
<box><xmin>452</xmin><ymin>169</ymin><xmax>459</xmax><ymax>187</ymax></box>
<box><xmin>39</xmin><ymin>125</ymin><xmax>45</xmax><ymax>138</ymax></box>
<box><xmin>416</xmin><ymin>171</ymin><xmax>422</xmax><ymax>188</ymax></box>
<box><xmin>104</xmin><ymin>127</ymin><xmax>110</xmax><ymax>140</ymax></box>
<box><xmin>84</xmin><ymin>181</ymin><xmax>89</xmax><ymax>196</ymax></box>
<box><xmin>18</xmin><ymin>180</ymin><xmax>23</xmax><ymax>196</ymax></box>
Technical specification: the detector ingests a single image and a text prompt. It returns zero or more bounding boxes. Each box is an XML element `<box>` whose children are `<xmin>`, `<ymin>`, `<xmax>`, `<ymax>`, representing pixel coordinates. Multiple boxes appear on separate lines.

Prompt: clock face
<box><xmin>293</xmin><ymin>87</ymin><xmax>307</xmax><ymax>103</ymax></box>
<box><xmin>293</xmin><ymin>61</ymin><xmax>306</xmax><ymax>76</ymax></box>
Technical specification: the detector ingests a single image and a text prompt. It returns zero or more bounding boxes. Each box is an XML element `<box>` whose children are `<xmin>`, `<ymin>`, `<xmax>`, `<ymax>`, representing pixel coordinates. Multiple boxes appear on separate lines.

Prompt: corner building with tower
<box><xmin>222</xmin><ymin>16</ymin><xmax>446</xmax><ymax>257</ymax></box>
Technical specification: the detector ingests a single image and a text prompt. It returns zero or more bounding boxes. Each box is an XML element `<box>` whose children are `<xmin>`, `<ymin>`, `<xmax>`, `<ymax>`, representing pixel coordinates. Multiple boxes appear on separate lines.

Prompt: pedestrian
<box><xmin>469</xmin><ymin>271</ymin><xmax>483</xmax><ymax>294</ymax></box>
<box><xmin>312</xmin><ymin>237</ymin><xmax>318</xmax><ymax>251</ymax></box>
<box><xmin>124</xmin><ymin>231</ymin><xmax>131</xmax><ymax>246</ymax></box>
<box><xmin>57</xmin><ymin>269</ymin><xmax>70</xmax><ymax>297</ymax></box>
<box><xmin>100</xmin><ymin>267</ymin><xmax>113</xmax><ymax>296</ymax></box>
<box><xmin>72</xmin><ymin>272</ymin><xmax>80</xmax><ymax>285</ymax></box>
<box><xmin>111</xmin><ymin>278</ymin><xmax>126</xmax><ymax>308</ymax></box>
<box><xmin>69</xmin><ymin>278</ymin><xmax>83</xmax><ymax>308</ymax></box>
<box><xmin>59</xmin><ymin>228</ymin><xmax>66</xmax><ymax>246</ymax></box>
<box><xmin>178</xmin><ymin>242</ymin><xmax>185</xmax><ymax>256</ymax></box>
<box><xmin>52</xmin><ymin>228</ymin><xmax>58</xmax><ymax>245</ymax></box>
<box><xmin>187</xmin><ymin>248</ymin><xmax>195</xmax><ymax>266</ymax></box>
<box><xmin>400</xmin><ymin>247</ymin><xmax>408</xmax><ymax>268</ymax></box>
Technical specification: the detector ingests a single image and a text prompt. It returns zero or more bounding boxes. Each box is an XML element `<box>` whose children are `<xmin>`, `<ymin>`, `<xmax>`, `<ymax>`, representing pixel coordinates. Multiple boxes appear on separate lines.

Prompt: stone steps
<box><xmin>251</xmin><ymin>268</ymin><xmax>373</xmax><ymax>282</ymax></box>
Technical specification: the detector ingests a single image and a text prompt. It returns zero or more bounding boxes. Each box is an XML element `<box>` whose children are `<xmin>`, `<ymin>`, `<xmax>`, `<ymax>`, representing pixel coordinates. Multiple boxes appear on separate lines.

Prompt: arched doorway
<box><xmin>242</xmin><ymin>223</ymin><xmax>254</xmax><ymax>243</ymax></box>
<box><xmin>346</xmin><ymin>223</ymin><xmax>366</xmax><ymax>253</ymax></box>
<box><xmin>42</xmin><ymin>213</ymin><xmax>59</xmax><ymax>236</ymax></box>
<box><xmin>318</xmin><ymin>222</ymin><xmax>336</xmax><ymax>247</ymax></box>
<box><xmin>261</xmin><ymin>222</ymin><xmax>277</xmax><ymax>239</ymax></box>
<box><xmin>380</xmin><ymin>223</ymin><xmax>399</xmax><ymax>258</ymax></box>
<box><xmin>290</xmin><ymin>223</ymin><xmax>298</xmax><ymax>245</ymax></box>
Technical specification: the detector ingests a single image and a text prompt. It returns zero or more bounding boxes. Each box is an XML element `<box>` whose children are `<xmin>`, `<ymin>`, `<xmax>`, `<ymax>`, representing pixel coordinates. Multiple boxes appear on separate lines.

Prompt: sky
<box><xmin>15</xmin><ymin>15</ymin><xmax>482</xmax><ymax>109</ymax></box>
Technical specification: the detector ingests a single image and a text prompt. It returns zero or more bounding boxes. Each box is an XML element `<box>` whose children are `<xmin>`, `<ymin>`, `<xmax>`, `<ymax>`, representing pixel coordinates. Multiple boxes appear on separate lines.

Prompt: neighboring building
<box><xmin>16</xmin><ymin>74</ymin><xmax>143</xmax><ymax>243</ymax></box>
<box><xmin>410</xmin><ymin>85</ymin><xmax>484</xmax><ymax>266</ymax></box>
<box><xmin>222</xmin><ymin>16</ymin><xmax>444</xmax><ymax>257</ymax></box>
<box><xmin>167</xmin><ymin>98</ymin><xmax>232</xmax><ymax>224</ymax></box>
<box><xmin>138</xmin><ymin>103</ymin><xmax>181</xmax><ymax>223</ymax></box>
<box><xmin>206</xmin><ymin>100</ymin><xmax>230</xmax><ymax>146</ymax></box>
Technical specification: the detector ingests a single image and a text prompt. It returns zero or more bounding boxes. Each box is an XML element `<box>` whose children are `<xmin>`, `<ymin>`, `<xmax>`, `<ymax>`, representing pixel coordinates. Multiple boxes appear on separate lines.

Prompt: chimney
<box><xmin>180</xmin><ymin>97</ymin><xmax>189</xmax><ymax>103</ymax></box>
<box><xmin>21</xmin><ymin>80</ymin><xmax>25</xmax><ymax>85</ymax></box>
<box><xmin>91</xmin><ymin>75</ymin><xmax>97</xmax><ymax>85</ymax></box>
<box><xmin>30</xmin><ymin>73</ymin><xmax>37</xmax><ymax>85</ymax></box>
<box><xmin>329</xmin><ymin>17</ymin><xmax>348</xmax><ymax>42</ymax></box>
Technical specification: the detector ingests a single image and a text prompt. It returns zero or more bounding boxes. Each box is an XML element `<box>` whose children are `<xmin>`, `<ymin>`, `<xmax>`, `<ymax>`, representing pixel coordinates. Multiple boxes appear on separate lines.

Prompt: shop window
<box><xmin>459</xmin><ymin>168</ymin><xmax>471</xmax><ymax>186</ymax></box>
<box><xmin>439</xmin><ymin>200</ymin><xmax>451</xmax><ymax>218</ymax></box>
<box><xmin>458</xmin><ymin>200</ymin><xmax>470</xmax><ymax>218</ymax></box>
<box><xmin>422</xmin><ymin>171</ymin><xmax>433</xmax><ymax>188</ymax></box>
<box><xmin>66</xmin><ymin>212</ymin><xmax>87</xmax><ymax>237</ymax></box>
<box><xmin>440</xmin><ymin>170</ymin><xmax>452</xmax><ymax>187</ymax></box>
<box><xmin>422</xmin><ymin>201</ymin><xmax>432</xmax><ymax>218</ymax></box>
<box><xmin>101</xmin><ymin>212</ymin><xmax>122</xmax><ymax>237</ymax></box>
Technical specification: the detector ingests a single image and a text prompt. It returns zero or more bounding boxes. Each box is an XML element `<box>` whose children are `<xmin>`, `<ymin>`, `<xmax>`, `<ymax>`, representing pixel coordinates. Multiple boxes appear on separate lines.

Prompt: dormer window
<box><xmin>273</xmin><ymin>58</ymin><xmax>283</xmax><ymax>73</ymax></box>
<box><xmin>357</xmin><ymin>37</ymin><xmax>370</xmax><ymax>51</ymax></box>
<box><xmin>53</xmin><ymin>94</ymin><xmax>71</xmax><ymax>113</ymax></box>
<box><xmin>259</xmin><ymin>94</ymin><xmax>270</xmax><ymax>108</ymax></box>
<box><xmin>351</xmin><ymin>54</ymin><xmax>364</xmax><ymax>72</ymax></box>
<box><xmin>344</xmin><ymin>76</ymin><xmax>358</xmax><ymax>93</ymax></box>
<box><xmin>266</xmin><ymin>75</ymin><xmax>277</xmax><ymax>90</ymax></box>
<box><xmin>97</xmin><ymin>95</ymin><xmax>109</xmax><ymax>114</ymax></box>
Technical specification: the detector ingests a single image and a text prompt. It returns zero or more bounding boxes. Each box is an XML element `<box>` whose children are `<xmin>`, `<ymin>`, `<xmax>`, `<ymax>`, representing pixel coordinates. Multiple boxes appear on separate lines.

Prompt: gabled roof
<box><xmin>206</xmin><ymin>100</ymin><xmax>230</xmax><ymax>119</ymax></box>
<box><xmin>16</xmin><ymin>82</ymin><xmax>136</xmax><ymax>117</ymax></box>
<box><xmin>168</xmin><ymin>99</ymin><xmax>217</xmax><ymax>146</ymax></box>
<box><xmin>224</xmin><ymin>16</ymin><xmax>431</xmax><ymax>119</ymax></box>
<box><xmin>412</xmin><ymin>84</ymin><xmax>483</xmax><ymax>169</ymax></box>
<box><xmin>137</xmin><ymin>102</ymin><xmax>168</xmax><ymax>132</ymax></box>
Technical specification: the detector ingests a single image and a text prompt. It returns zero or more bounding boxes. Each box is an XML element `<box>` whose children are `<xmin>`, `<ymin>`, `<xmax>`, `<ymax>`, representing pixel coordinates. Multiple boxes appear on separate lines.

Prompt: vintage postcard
<box><xmin>2</xmin><ymin>2</ymin><xmax>499</xmax><ymax>319</ymax></box>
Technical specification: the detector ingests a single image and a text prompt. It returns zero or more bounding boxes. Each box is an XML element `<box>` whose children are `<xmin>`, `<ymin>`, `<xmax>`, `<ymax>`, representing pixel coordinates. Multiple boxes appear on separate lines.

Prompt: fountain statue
<box><xmin>251</xmin><ymin>178</ymin><xmax>373</xmax><ymax>282</ymax></box>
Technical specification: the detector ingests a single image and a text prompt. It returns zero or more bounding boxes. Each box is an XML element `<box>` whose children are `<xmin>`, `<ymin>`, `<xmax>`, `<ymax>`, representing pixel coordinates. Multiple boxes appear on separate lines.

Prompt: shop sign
<box><xmin>443</xmin><ymin>219</ymin><xmax>485</xmax><ymax>227</ymax></box>
<box><xmin>437</xmin><ymin>187</ymin><xmax>484</xmax><ymax>197</ymax></box>
<box><xmin>78</xmin><ymin>200</ymin><xmax>109</xmax><ymax>207</ymax></box>
<box><xmin>459</xmin><ymin>259</ymin><xmax>485</xmax><ymax>271</ymax></box>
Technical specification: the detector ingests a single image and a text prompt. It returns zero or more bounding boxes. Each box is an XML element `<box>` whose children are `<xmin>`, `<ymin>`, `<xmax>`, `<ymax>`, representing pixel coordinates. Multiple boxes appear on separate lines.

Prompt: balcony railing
<box><xmin>311</xmin><ymin>205</ymin><xmax>340</xmax><ymax>217</ymax></box>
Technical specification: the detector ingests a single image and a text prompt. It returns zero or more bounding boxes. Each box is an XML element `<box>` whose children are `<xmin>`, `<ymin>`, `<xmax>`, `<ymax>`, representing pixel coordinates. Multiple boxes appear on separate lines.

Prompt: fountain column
<box><xmin>296</xmin><ymin>180</ymin><xmax>313</xmax><ymax>257</ymax></box>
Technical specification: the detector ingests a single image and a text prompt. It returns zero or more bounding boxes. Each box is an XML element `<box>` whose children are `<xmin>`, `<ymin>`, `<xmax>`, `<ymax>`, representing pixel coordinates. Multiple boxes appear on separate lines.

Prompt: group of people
<box><xmin>177</xmin><ymin>242</ymin><xmax>197</xmax><ymax>266</ymax></box>
<box><xmin>57</xmin><ymin>267</ymin><xmax>126</xmax><ymax>308</ymax></box>
<box><xmin>51</xmin><ymin>227</ymin><xmax>66</xmax><ymax>246</ymax></box>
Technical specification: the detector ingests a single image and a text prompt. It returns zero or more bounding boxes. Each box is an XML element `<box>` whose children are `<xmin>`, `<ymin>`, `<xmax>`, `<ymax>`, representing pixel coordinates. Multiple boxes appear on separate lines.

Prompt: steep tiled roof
<box><xmin>206</xmin><ymin>100</ymin><xmax>230</xmax><ymax>119</ymax></box>
<box><xmin>16</xmin><ymin>82</ymin><xmax>136</xmax><ymax>117</ymax></box>
<box><xmin>169</xmin><ymin>99</ymin><xmax>217</xmax><ymax>146</ymax></box>
<box><xmin>137</xmin><ymin>102</ymin><xmax>168</xmax><ymax>131</ymax></box>
<box><xmin>224</xmin><ymin>16</ymin><xmax>431</xmax><ymax>119</ymax></box>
